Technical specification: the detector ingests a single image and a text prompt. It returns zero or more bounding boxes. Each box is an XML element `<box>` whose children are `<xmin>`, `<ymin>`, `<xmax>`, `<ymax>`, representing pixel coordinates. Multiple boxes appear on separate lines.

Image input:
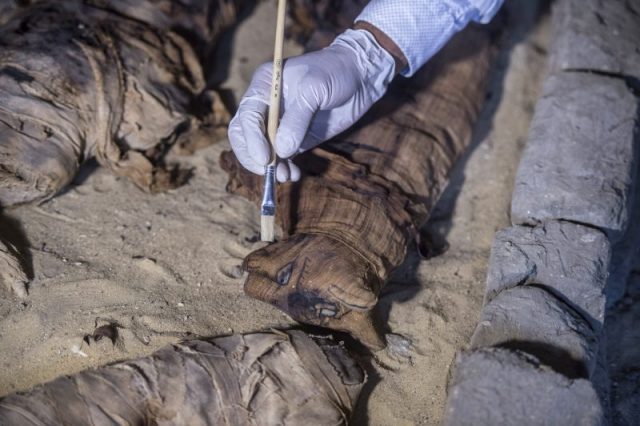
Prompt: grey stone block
<box><xmin>511</xmin><ymin>72</ymin><xmax>638</xmax><ymax>239</ymax></box>
<box><xmin>485</xmin><ymin>222</ymin><xmax>610</xmax><ymax>327</ymax></box>
<box><xmin>591</xmin><ymin>344</ymin><xmax>611</xmax><ymax>424</ymax></box>
<box><xmin>443</xmin><ymin>348</ymin><xmax>604</xmax><ymax>426</ymax></box>
<box><xmin>550</xmin><ymin>0</ymin><xmax>640</xmax><ymax>79</ymax></box>
<box><xmin>472</xmin><ymin>286</ymin><xmax>598</xmax><ymax>377</ymax></box>
<box><xmin>603</xmin><ymin>180</ymin><xmax>640</xmax><ymax>307</ymax></box>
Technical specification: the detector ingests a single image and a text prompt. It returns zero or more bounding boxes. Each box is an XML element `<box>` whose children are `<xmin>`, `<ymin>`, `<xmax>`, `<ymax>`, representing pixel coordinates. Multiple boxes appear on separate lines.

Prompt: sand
<box><xmin>0</xmin><ymin>1</ymin><xmax>551</xmax><ymax>424</ymax></box>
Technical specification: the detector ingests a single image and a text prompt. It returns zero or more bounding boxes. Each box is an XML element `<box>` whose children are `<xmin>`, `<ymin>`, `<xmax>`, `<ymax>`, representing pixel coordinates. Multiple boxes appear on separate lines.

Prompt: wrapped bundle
<box><xmin>0</xmin><ymin>330</ymin><xmax>365</xmax><ymax>425</ymax></box>
<box><xmin>222</xmin><ymin>18</ymin><xmax>502</xmax><ymax>348</ymax></box>
<box><xmin>0</xmin><ymin>238</ymin><xmax>28</xmax><ymax>297</ymax></box>
<box><xmin>0</xmin><ymin>0</ymin><xmax>240</xmax><ymax>205</ymax></box>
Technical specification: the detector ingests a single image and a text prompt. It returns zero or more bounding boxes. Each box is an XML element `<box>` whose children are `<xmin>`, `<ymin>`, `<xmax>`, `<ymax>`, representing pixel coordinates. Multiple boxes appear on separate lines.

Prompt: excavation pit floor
<box><xmin>3</xmin><ymin>2</ymin><xmax>635</xmax><ymax>424</ymax></box>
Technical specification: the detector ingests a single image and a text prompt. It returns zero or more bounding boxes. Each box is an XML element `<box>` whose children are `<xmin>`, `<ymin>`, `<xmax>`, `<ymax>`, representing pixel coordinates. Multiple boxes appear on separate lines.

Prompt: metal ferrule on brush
<box><xmin>261</xmin><ymin>164</ymin><xmax>276</xmax><ymax>216</ymax></box>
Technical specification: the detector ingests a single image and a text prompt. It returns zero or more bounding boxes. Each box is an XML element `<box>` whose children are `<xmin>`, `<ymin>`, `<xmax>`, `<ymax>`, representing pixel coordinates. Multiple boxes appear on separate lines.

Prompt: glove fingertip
<box><xmin>249</xmin><ymin>142</ymin><xmax>270</xmax><ymax>166</ymax></box>
<box><xmin>276</xmin><ymin>162</ymin><xmax>289</xmax><ymax>183</ymax></box>
<box><xmin>288</xmin><ymin>161</ymin><xmax>301</xmax><ymax>182</ymax></box>
<box><xmin>276</xmin><ymin>129</ymin><xmax>304</xmax><ymax>160</ymax></box>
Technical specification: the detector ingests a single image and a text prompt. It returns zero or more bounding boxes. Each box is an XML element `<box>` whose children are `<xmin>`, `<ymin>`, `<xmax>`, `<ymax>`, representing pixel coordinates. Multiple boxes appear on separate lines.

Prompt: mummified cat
<box><xmin>221</xmin><ymin>19</ymin><xmax>502</xmax><ymax>349</ymax></box>
<box><xmin>0</xmin><ymin>0</ymin><xmax>242</xmax><ymax>206</ymax></box>
<box><xmin>0</xmin><ymin>330</ymin><xmax>365</xmax><ymax>425</ymax></box>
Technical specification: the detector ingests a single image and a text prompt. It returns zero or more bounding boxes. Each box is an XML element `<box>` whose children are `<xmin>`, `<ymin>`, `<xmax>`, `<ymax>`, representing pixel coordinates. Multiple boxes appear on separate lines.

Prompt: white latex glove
<box><xmin>228</xmin><ymin>29</ymin><xmax>396</xmax><ymax>182</ymax></box>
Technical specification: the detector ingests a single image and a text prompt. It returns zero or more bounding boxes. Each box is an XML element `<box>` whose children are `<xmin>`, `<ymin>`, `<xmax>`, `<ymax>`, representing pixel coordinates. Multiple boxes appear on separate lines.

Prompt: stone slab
<box><xmin>550</xmin><ymin>0</ymin><xmax>640</xmax><ymax>79</ymax></box>
<box><xmin>591</xmin><ymin>343</ymin><xmax>611</xmax><ymax>424</ymax></box>
<box><xmin>511</xmin><ymin>72</ymin><xmax>638</xmax><ymax>239</ymax></box>
<box><xmin>472</xmin><ymin>286</ymin><xmax>598</xmax><ymax>377</ymax></box>
<box><xmin>443</xmin><ymin>348</ymin><xmax>604</xmax><ymax>426</ymax></box>
<box><xmin>603</xmin><ymin>180</ymin><xmax>640</xmax><ymax>308</ymax></box>
<box><xmin>485</xmin><ymin>222</ymin><xmax>610</xmax><ymax>327</ymax></box>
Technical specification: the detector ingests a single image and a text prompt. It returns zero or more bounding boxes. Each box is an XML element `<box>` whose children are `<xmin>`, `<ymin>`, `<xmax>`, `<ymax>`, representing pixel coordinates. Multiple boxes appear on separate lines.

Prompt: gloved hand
<box><xmin>228</xmin><ymin>28</ymin><xmax>397</xmax><ymax>182</ymax></box>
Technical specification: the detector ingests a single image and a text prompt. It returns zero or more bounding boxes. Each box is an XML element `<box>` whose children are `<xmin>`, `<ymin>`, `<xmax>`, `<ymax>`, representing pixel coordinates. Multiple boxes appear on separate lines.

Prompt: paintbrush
<box><xmin>261</xmin><ymin>0</ymin><xmax>287</xmax><ymax>242</ymax></box>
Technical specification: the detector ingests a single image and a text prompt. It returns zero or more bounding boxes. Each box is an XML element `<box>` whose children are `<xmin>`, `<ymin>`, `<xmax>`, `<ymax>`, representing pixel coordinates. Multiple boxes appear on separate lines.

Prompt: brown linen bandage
<box><xmin>221</xmin><ymin>18</ymin><xmax>501</xmax><ymax>349</ymax></box>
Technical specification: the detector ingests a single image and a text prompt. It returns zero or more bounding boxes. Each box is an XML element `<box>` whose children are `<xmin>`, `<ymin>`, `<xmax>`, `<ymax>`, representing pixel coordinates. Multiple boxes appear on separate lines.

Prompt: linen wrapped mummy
<box><xmin>0</xmin><ymin>0</ymin><xmax>239</xmax><ymax>206</ymax></box>
<box><xmin>222</xmin><ymin>18</ymin><xmax>502</xmax><ymax>349</ymax></box>
<box><xmin>0</xmin><ymin>330</ymin><xmax>365</xmax><ymax>425</ymax></box>
<box><xmin>0</xmin><ymin>238</ymin><xmax>28</xmax><ymax>297</ymax></box>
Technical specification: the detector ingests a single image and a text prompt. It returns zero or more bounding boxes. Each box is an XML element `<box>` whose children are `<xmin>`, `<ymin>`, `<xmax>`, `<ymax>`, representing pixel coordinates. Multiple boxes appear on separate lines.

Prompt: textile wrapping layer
<box><xmin>0</xmin><ymin>0</ymin><xmax>239</xmax><ymax>205</ymax></box>
<box><xmin>221</xmin><ymin>17</ymin><xmax>502</xmax><ymax>348</ymax></box>
<box><xmin>0</xmin><ymin>331</ymin><xmax>365</xmax><ymax>425</ymax></box>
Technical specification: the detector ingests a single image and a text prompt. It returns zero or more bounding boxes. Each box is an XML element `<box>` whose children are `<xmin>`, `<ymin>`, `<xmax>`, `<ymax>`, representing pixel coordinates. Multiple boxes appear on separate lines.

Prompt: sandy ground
<box><xmin>0</xmin><ymin>1</ymin><xmax>552</xmax><ymax>424</ymax></box>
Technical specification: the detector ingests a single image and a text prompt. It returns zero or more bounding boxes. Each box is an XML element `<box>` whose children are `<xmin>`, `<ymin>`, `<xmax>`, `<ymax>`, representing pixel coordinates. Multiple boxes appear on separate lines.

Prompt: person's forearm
<box><xmin>355</xmin><ymin>0</ymin><xmax>504</xmax><ymax>76</ymax></box>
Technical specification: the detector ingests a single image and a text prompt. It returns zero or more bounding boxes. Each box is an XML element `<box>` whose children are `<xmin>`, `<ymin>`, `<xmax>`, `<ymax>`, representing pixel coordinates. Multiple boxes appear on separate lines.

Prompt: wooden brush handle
<box><xmin>267</xmin><ymin>0</ymin><xmax>287</xmax><ymax>166</ymax></box>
